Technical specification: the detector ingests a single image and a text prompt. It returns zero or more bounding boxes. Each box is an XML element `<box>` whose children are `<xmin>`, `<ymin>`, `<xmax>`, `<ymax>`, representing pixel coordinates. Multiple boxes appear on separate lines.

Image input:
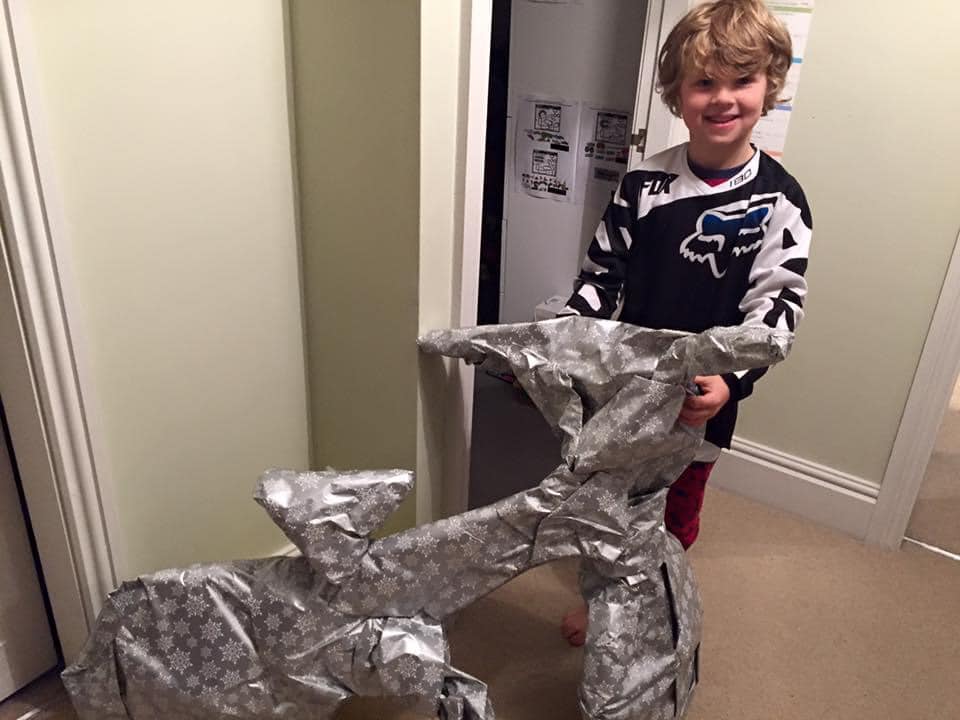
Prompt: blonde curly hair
<box><xmin>657</xmin><ymin>0</ymin><xmax>793</xmax><ymax>117</ymax></box>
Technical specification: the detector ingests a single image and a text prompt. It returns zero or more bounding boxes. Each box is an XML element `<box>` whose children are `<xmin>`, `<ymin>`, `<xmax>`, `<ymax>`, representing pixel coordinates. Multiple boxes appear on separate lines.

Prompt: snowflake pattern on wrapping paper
<box><xmin>63</xmin><ymin>318</ymin><xmax>791</xmax><ymax>720</ymax></box>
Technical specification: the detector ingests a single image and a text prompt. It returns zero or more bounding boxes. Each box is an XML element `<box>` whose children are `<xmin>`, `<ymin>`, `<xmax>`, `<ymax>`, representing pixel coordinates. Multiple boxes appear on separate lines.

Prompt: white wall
<box><xmin>500</xmin><ymin>0</ymin><xmax>649</xmax><ymax>323</ymax></box>
<box><xmin>19</xmin><ymin>0</ymin><xmax>310</xmax><ymax>577</ymax></box>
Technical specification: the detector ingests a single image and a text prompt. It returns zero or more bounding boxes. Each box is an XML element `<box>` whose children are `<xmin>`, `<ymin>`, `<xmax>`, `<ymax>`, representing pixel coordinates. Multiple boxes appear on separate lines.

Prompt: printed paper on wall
<box><xmin>576</xmin><ymin>105</ymin><xmax>632</xmax><ymax>207</ymax></box>
<box><xmin>751</xmin><ymin>0</ymin><xmax>815</xmax><ymax>157</ymax></box>
<box><xmin>515</xmin><ymin>95</ymin><xmax>580</xmax><ymax>202</ymax></box>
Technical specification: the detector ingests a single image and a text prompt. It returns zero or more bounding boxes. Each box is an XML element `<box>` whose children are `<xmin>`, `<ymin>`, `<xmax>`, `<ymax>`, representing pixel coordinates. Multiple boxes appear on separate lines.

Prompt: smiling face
<box><xmin>679</xmin><ymin>68</ymin><xmax>768</xmax><ymax>168</ymax></box>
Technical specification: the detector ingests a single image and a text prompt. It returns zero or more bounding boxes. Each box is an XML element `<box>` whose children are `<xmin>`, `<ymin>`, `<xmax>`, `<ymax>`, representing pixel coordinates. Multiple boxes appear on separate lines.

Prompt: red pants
<box><xmin>664</xmin><ymin>461</ymin><xmax>715</xmax><ymax>550</ymax></box>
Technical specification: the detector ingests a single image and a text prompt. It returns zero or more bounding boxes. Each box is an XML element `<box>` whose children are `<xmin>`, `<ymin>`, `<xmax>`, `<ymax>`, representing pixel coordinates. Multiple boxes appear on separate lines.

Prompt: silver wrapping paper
<box><xmin>63</xmin><ymin>317</ymin><xmax>791</xmax><ymax>719</ymax></box>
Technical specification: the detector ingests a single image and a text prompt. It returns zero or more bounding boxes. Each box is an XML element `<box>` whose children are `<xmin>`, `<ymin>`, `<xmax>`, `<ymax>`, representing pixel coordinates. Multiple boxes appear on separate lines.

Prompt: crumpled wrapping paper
<box><xmin>63</xmin><ymin>317</ymin><xmax>791</xmax><ymax>719</ymax></box>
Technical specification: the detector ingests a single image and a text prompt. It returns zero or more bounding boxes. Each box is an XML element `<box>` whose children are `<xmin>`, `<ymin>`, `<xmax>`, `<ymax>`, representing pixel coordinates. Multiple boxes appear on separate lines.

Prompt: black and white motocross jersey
<box><xmin>562</xmin><ymin>143</ymin><xmax>812</xmax><ymax>448</ymax></box>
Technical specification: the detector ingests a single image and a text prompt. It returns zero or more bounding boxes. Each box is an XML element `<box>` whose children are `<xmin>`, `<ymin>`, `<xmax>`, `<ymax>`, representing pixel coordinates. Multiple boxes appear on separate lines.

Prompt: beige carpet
<box><xmin>682</xmin><ymin>488</ymin><xmax>959</xmax><ymax>719</ymax></box>
<box><xmin>8</xmin><ymin>488</ymin><xmax>960</xmax><ymax>719</ymax></box>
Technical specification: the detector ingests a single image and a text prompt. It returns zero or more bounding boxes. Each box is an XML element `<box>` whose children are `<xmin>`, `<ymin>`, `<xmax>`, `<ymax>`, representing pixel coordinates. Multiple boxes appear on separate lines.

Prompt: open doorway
<box><xmin>469</xmin><ymin>0</ymin><xmax>652</xmax><ymax>508</ymax></box>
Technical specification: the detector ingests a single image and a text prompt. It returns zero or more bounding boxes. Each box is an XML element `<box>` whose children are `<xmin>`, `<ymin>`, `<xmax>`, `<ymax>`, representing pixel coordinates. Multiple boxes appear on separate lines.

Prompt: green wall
<box><xmin>22</xmin><ymin>0</ymin><xmax>311</xmax><ymax>576</ymax></box>
<box><xmin>289</xmin><ymin>1</ymin><xmax>421</xmax><ymax>532</ymax></box>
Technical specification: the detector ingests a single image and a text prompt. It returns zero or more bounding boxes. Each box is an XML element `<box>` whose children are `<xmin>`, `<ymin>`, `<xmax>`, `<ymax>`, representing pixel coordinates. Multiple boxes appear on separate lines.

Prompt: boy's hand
<box><xmin>679</xmin><ymin>375</ymin><xmax>730</xmax><ymax>427</ymax></box>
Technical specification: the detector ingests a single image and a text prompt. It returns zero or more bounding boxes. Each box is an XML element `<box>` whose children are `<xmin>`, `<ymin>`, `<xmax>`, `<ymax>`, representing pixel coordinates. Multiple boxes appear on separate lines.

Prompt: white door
<box><xmin>0</xmin><ymin>409</ymin><xmax>57</xmax><ymax>700</ymax></box>
<box><xmin>628</xmin><ymin>0</ymin><xmax>691</xmax><ymax>168</ymax></box>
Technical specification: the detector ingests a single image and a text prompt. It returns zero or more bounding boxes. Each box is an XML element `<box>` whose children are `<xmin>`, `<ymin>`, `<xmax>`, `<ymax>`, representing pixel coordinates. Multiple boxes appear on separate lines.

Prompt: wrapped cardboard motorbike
<box><xmin>63</xmin><ymin>318</ymin><xmax>790</xmax><ymax>719</ymax></box>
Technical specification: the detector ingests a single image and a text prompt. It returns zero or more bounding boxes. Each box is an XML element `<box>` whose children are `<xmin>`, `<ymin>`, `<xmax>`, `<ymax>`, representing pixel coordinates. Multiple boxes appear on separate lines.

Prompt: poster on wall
<box><xmin>514</xmin><ymin>95</ymin><xmax>580</xmax><ymax>203</ymax></box>
<box><xmin>751</xmin><ymin>0</ymin><xmax>815</xmax><ymax>156</ymax></box>
<box><xmin>576</xmin><ymin>105</ymin><xmax>632</xmax><ymax>207</ymax></box>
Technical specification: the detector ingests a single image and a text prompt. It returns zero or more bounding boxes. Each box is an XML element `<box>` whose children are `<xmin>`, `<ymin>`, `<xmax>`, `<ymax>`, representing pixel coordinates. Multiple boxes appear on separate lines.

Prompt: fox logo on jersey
<box><xmin>680</xmin><ymin>199</ymin><xmax>775</xmax><ymax>278</ymax></box>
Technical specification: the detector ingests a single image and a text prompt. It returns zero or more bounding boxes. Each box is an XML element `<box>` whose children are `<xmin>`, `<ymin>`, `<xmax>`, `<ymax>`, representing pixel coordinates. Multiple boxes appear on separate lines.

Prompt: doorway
<box><xmin>469</xmin><ymin>0</ymin><xmax>652</xmax><ymax>508</ymax></box>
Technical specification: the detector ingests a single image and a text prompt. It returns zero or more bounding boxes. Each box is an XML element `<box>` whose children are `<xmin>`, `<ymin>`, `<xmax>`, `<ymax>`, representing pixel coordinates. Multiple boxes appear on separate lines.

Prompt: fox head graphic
<box><xmin>680</xmin><ymin>201</ymin><xmax>773</xmax><ymax>278</ymax></box>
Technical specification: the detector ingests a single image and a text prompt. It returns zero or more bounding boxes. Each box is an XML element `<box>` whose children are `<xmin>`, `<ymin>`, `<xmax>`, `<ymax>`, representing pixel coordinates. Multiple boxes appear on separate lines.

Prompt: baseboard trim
<box><xmin>731</xmin><ymin>438</ymin><xmax>880</xmax><ymax>499</ymax></box>
<box><xmin>711</xmin><ymin>437</ymin><xmax>880</xmax><ymax>540</ymax></box>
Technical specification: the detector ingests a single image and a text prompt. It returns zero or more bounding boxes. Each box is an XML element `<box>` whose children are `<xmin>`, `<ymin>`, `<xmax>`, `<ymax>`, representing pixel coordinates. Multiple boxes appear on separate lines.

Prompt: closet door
<box><xmin>0</xmin><ymin>409</ymin><xmax>57</xmax><ymax>700</ymax></box>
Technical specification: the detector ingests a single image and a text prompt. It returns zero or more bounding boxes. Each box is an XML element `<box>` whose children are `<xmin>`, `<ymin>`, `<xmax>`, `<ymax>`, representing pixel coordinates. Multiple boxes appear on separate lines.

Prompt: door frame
<box><xmin>0</xmin><ymin>0</ymin><xmax>118</xmax><ymax>661</ymax></box>
<box><xmin>452</xmin><ymin>0</ymin><xmax>683</xmax><ymax>512</ymax></box>
<box><xmin>435</xmin><ymin>0</ymin><xmax>492</xmax><ymax>519</ymax></box>
<box><xmin>865</xmin><ymin>229</ymin><xmax>960</xmax><ymax>548</ymax></box>
<box><xmin>628</xmin><ymin>0</ymin><xmax>691</xmax><ymax>165</ymax></box>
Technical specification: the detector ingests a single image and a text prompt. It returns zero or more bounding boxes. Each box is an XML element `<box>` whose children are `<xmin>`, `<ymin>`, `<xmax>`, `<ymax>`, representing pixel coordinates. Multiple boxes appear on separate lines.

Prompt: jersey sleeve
<box><xmin>559</xmin><ymin>176</ymin><xmax>638</xmax><ymax>319</ymax></box>
<box><xmin>722</xmin><ymin>180</ymin><xmax>813</xmax><ymax>401</ymax></box>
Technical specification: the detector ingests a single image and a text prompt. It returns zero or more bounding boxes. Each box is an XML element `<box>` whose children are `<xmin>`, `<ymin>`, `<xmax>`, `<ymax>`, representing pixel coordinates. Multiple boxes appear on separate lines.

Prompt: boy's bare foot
<box><xmin>561</xmin><ymin>603</ymin><xmax>588</xmax><ymax>646</ymax></box>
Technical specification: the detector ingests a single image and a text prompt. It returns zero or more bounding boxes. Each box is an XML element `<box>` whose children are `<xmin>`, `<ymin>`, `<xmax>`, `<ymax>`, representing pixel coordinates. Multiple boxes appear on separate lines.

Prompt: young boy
<box><xmin>560</xmin><ymin>0</ymin><xmax>811</xmax><ymax>646</ymax></box>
